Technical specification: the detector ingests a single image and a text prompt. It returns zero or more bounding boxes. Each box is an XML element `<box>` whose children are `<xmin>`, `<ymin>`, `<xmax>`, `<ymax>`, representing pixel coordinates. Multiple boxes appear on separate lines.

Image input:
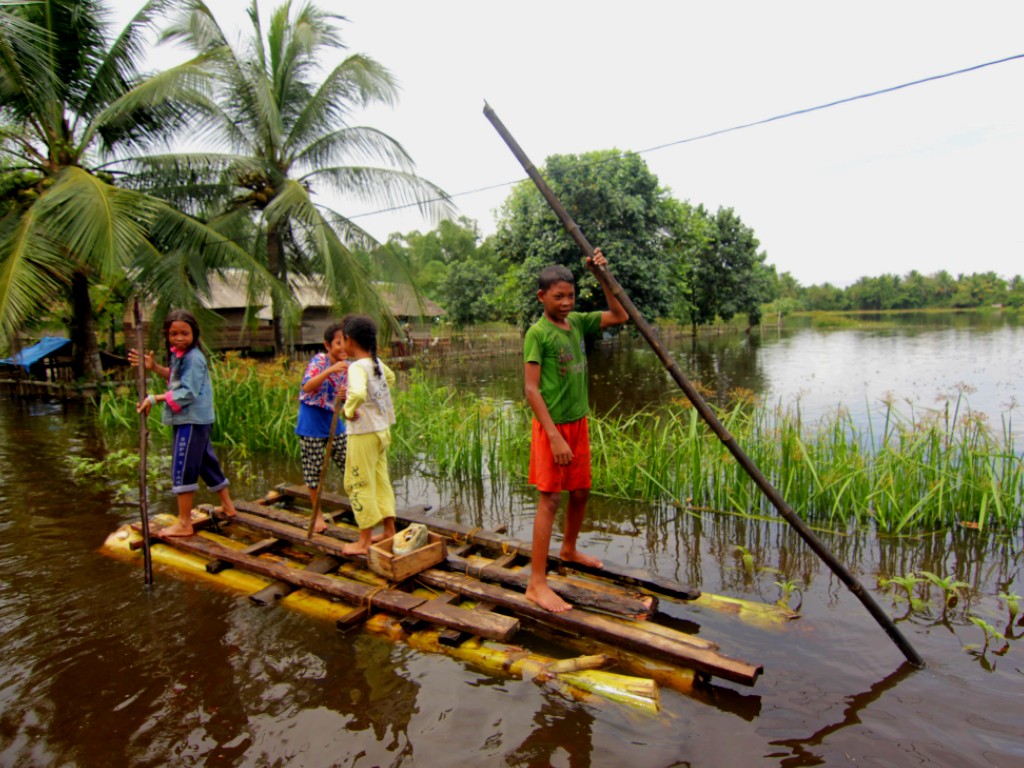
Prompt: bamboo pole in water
<box><xmin>133</xmin><ymin>299</ymin><xmax>154</xmax><ymax>586</ymax></box>
<box><xmin>482</xmin><ymin>102</ymin><xmax>924</xmax><ymax>669</ymax></box>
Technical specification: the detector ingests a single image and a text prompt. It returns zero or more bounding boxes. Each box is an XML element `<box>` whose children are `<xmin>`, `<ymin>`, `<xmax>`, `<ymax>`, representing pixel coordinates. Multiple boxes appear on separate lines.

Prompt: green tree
<box><xmin>146</xmin><ymin>0</ymin><xmax>453</xmax><ymax>353</ymax></box>
<box><xmin>0</xmin><ymin>0</ymin><xmax>255</xmax><ymax>377</ymax></box>
<box><xmin>494</xmin><ymin>150</ymin><xmax>672</xmax><ymax>328</ymax></box>
<box><xmin>803</xmin><ymin>282</ymin><xmax>848</xmax><ymax>311</ymax></box>
<box><xmin>680</xmin><ymin>206</ymin><xmax>774</xmax><ymax>332</ymax></box>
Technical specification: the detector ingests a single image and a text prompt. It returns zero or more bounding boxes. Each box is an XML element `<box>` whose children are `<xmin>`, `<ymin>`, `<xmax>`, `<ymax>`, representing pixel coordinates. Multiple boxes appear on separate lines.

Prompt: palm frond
<box><xmin>304</xmin><ymin>165</ymin><xmax>455</xmax><ymax>224</ymax></box>
<box><xmin>75</xmin><ymin>0</ymin><xmax>176</xmax><ymax>137</ymax></box>
<box><xmin>0</xmin><ymin>202</ymin><xmax>73</xmax><ymax>341</ymax></box>
<box><xmin>294</xmin><ymin>125</ymin><xmax>415</xmax><ymax>174</ymax></box>
<box><xmin>33</xmin><ymin>166</ymin><xmax>161</xmax><ymax>278</ymax></box>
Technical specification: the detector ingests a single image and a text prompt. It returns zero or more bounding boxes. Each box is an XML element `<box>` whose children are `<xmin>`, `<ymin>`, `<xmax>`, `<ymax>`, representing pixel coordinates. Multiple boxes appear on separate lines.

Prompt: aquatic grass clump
<box><xmin>97</xmin><ymin>354</ymin><xmax>302</xmax><ymax>456</ymax></box>
<box><xmin>96</xmin><ymin>357</ymin><xmax>1023</xmax><ymax>533</ymax></box>
<box><xmin>390</xmin><ymin>371</ymin><xmax>529</xmax><ymax>481</ymax></box>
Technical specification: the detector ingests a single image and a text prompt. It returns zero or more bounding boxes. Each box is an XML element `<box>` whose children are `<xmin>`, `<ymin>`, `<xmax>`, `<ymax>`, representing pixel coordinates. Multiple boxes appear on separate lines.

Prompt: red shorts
<box><xmin>528</xmin><ymin>417</ymin><xmax>591</xmax><ymax>493</ymax></box>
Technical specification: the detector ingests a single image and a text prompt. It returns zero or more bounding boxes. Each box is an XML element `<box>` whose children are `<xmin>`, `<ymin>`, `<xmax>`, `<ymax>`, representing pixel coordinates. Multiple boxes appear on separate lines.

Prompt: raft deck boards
<box><xmin>275</xmin><ymin>484</ymin><xmax>700</xmax><ymax>601</ymax></box>
<box><xmin>234</xmin><ymin>500</ymin><xmax>654</xmax><ymax>619</ymax></box>
<box><xmin>147</xmin><ymin>523</ymin><xmax>519</xmax><ymax>642</ymax></box>
<box><xmin>204</xmin><ymin>502</ymin><xmax>761</xmax><ymax>686</ymax></box>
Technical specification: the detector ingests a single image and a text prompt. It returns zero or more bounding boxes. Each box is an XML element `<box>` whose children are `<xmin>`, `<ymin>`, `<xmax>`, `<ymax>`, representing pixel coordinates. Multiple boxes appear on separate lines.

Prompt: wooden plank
<box><xmin>414</xmin><ymin>569</ymin><xmax>760</xmax><ymax>687</ymax></box>
<box><xmin>249</xmin><ymin>554</ymin><xmax>341</xmax><ymax>605</ymax></box>
<box><xmin>208</xmin><ymin>536</ymin><xmax>280</xmax><ymax>574</ymax></box>
<box><xmin>403</xmin><ymin>592</ymin><xmax>457</xmax><ymax>633</ymax></box>
<box><xmin>150</xmin><ymin>528</ymin><xmax>518</xmax><ymax>641</ymax></box>
<box><xmin>451</xmin><ymin>552</ymin><xmax>657</xmax><ymax>619</ymax></box>
<box><xmin>336</xmin><ymin>605</ymin><xmax>372</xmax><ymax>631</ymax></box>
<box><xmin>439</xmin><ymin>599</ymin><xmax>497</xmax><ymax>646</ymax></box>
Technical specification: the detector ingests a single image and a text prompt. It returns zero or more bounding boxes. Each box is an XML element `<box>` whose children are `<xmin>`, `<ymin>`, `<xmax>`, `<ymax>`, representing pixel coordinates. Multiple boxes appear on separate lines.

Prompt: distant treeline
<box><xmin>773</xmin><ymin>270</ymin><xmax>1024</xmax><ymax>313</ymax></box>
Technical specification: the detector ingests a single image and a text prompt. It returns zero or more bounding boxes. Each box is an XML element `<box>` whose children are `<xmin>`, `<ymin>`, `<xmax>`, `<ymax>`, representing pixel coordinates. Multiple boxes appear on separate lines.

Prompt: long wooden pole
<box><xmin>306</xmin><ymin>397</ymin><xmax>342</xmax><ymax>538</ymax></box>
<box><xmin>133</xmin><ymin>299</ymin><xmax>154</xmax><ymax>586</ymax></box>
<box><xmin>483</xmin><ymin>102</ymin><xmax>924</xmax><ymax>669</ymax></box>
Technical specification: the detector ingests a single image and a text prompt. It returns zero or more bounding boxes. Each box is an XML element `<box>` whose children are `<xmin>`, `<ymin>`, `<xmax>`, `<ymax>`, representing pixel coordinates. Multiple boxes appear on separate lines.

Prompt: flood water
<box><xmin>1</xmin><ymin>314</ymin><xmax>1022</xmax><ymax>767</ymax></box>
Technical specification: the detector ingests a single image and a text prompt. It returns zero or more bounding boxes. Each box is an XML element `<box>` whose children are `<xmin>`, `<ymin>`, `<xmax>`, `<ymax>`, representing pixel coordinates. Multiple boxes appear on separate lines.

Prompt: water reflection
<box><xmin>506</xmin><ymin>698</ymin><xmax>594</xmax><ymax>768</ymax></box>
<box><xmin>767</xmin><ymin>661</ymin><xmax>918</xmax><ymax>767</ymax></box>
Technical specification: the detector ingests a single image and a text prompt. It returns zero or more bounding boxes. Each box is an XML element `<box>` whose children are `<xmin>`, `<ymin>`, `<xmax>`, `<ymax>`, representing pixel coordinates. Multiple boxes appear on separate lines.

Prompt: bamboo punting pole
<box><xmin>482</xmin><ymin>102</ymin><xmax>925</xmax><ymax>669</ymax></box>
<box><xmin>133</xmin><ymin>299</ymin><xmax>154</xmax><ymax>586</ymax></box>
<box><xmin>306</xmin><ymin>394</ymin><xmax>342</xmax><ymax>538</ymax></box>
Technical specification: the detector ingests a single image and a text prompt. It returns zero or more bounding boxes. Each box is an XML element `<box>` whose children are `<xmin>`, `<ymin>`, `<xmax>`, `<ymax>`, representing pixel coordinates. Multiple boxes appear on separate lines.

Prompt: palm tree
<box><xmin>146</xmin><ymin>0</ymin><xmax>454</xmax><ymax>354</ymax></box>
<box><xmin>0</xmin><ymin>0</ymin><xmax>262</xmax><ymax>378</ymax></box>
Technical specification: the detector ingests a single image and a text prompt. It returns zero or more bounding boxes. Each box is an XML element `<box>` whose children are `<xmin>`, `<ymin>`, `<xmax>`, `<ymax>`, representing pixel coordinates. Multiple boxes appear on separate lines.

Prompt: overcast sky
<box><xmin>115</xmin><ymin>1</ymin><xmax>1024</xmax><ymax>287</ymax></box>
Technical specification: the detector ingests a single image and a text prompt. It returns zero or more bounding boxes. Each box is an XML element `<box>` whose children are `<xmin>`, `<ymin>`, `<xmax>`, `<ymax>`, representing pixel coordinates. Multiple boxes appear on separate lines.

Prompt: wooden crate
<box><xmin>368</xmin><ymin>532</ymin><xmax>446</xmax><ymax>581</ymax></box>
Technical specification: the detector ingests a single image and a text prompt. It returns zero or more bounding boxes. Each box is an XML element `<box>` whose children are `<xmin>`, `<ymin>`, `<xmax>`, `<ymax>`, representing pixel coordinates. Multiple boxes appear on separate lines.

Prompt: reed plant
<box><xmin>96</xmin><ymin>355</ymin><xmax>1023</xmax><ymax>532</ymax></box>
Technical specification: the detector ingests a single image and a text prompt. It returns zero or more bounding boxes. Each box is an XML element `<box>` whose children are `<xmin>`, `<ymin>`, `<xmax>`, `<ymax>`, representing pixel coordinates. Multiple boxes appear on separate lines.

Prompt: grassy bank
<box><xmin>97</xmin><ymin>355</ymin><xmax>1023</xmax><ymax>533</ymax></box>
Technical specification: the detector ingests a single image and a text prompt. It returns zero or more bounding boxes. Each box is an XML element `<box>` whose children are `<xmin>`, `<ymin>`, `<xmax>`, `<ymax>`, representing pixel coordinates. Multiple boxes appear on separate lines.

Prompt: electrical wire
<box><xmin>347</xmin><ymin>52</ymin><xmax>1024</xmax><ymax>221</ymax></box>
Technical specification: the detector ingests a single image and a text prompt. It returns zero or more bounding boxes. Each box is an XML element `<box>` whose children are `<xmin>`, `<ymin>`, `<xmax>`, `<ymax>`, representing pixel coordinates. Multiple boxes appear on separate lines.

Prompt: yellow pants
<box><xmin>344</xmin><ymin>429</ymin><xmax>395</xmax><ymax>530</ymax></box>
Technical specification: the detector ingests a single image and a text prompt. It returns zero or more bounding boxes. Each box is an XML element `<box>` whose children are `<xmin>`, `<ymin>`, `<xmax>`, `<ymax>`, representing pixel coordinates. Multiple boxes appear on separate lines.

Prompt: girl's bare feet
<box><xmin>160</xmin><ymin>522</ymin><xmax>194</xmax><ymax>537</ymax></box>
<box><xmin>342</xmin><ymin>542</ymin><xmax>369</xmax><ymax>556</ymax></box>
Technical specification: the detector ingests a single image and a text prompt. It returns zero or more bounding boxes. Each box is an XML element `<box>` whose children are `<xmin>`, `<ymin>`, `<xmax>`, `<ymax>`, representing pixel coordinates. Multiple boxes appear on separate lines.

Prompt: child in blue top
<box><xmin>297</xmin><ymin>322</ymin><xmax>348</xmax><ymax>533</ymax></box>
<box><xmin>131</xmin><ymin>309</ymin><xmax>237</xmax><ymax>537</ymax></box>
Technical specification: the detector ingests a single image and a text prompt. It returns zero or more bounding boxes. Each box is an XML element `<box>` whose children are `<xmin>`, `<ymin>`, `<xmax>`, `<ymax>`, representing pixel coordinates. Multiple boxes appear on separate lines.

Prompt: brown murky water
<box><xmin>1</xmin><ymin>318</ymin><xmax>1022</xmax><ymax>767</ymax></box>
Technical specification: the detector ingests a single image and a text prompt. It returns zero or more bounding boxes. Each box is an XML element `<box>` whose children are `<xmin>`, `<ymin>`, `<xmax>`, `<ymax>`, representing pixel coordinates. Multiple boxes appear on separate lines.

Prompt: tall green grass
<box><xmin>96</xmin><ymin>355</ymin><xmax>1023</xmax><ymax>532</ymax></box>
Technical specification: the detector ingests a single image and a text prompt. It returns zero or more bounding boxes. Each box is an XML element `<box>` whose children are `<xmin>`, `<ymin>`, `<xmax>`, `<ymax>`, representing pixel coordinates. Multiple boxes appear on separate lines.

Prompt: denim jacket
<box><xmin>161</xmin><ymin>347</ymin><xmax>215</xmax><ymax>426</ymax></box>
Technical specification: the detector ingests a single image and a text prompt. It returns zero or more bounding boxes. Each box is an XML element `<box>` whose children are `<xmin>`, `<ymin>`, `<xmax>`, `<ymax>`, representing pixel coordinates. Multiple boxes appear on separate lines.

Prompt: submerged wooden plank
<box><xmin>150</xmin><ymin>529</ymin><xmax>518</xmax><ymax>641</ymax></box>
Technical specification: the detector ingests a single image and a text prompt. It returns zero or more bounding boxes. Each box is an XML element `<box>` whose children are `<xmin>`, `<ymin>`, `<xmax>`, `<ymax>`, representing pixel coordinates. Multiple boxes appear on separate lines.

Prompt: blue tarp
<box><xmin>0</xmin><ymin>337</ymin><xmax>71</xmax><ymax>371</ymax></box>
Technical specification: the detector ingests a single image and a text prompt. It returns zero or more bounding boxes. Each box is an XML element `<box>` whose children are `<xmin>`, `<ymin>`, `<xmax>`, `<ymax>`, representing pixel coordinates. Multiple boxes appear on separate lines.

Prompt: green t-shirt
<box><xmin>523</xmin><ymin>311</ymin><xmax>603</xmax><ymax>424</ymax></box>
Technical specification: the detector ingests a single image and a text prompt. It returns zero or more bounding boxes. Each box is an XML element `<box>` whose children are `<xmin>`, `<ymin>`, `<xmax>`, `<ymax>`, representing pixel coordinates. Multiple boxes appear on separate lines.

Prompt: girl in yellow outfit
<box><xmin>340</xmin><ymin>315</ymin><xmax>398</xmax><ymax>556</ymax></box>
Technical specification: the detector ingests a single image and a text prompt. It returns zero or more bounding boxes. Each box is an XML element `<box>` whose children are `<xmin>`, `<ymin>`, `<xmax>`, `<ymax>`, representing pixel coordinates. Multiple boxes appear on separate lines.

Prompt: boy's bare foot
<box><xmin>560</xmin><ymin>549</ymin><xmax>603</xmax><ymax>569</ymax></box>
<box><xmin>525</xmin><ymin>582</ymin><xmax>573</xmax><ymax>613</ymax></box>
<box><xmin>342</xmin><ymin>543</ymin><xmax>369</xmax><ymax>556</ymax></box>
<box><xmin>312</xmin><ymin>517</ymin><xmax>328</xmax><ymax>534</ymax></box>
<box><xmin>160</xmin><ymin>522</ymin><xmax>194</xmax><ymax>537</ymax></box>
<box><xmin>213</xmin><ymin>505</ymin><xmax>237</xmax><ymax>519</ymax></box>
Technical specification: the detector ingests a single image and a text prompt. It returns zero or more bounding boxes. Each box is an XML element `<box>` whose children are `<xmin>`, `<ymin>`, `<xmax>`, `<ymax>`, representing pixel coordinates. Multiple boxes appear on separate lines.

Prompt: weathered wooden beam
<box><xmin>207</xmin><ymin>536</ymin><xmax>280</xmax><ymax>574</ymax></box>
<box><xmin>438</xmin><ymin>599</ymin><xmax>499</xmax><ymax>646</ymax></box>
<box><xmin>150</xmin><ymin>529</ymin><xmax>519</xmax><ymax>642</ymax></box>
<box><xmin>249</xmin><ymin>554</ymin><xmax>341</xmax><ymax>605</ymax></box>
<box><xmin>450</xmin><ymin>552</ymin><xmax>657</xmax><ymax>619</ymax></box>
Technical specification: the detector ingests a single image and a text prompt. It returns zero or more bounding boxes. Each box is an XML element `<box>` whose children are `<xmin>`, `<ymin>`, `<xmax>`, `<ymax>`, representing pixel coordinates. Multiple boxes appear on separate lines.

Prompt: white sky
<box><xmin>114</xmin><ymin>1</ymin><xmax>1024</xmax><ymax>287</ymax></box>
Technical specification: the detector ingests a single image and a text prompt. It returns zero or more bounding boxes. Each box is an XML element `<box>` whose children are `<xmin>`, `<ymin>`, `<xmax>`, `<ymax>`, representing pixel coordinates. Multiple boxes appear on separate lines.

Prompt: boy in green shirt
<box><xmin>523</xmin><ymin>249</ymin><xmax>628</xmax><ymax>612</ymax></box>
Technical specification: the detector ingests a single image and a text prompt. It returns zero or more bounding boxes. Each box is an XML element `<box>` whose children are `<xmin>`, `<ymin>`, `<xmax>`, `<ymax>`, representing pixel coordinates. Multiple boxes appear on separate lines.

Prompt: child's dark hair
<box><xmin>163</xmin><ymin>309</ymin><xmax>201</xmax><ymax>354</ymax></box>
<box><xmin>342</xmin><ymin>314</ymin><xmax>381</xmax><ymax>378</ymax></box>
<box><xmin>538</xmin><ymin>265</ymin><xmax>575</xmax><ymax>291</ymax></box>
<box><xmin>323</xmin><ymin>322</ymin><xmax>345</xmax><ymax>345</ymax></box>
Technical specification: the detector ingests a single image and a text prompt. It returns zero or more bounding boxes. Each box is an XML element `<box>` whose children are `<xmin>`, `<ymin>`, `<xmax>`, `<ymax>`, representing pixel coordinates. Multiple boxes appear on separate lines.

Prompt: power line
<box><xmin>347</xmin><ymin>52</ymin><xmax>1024</xmax><ymax>222</ymax></box>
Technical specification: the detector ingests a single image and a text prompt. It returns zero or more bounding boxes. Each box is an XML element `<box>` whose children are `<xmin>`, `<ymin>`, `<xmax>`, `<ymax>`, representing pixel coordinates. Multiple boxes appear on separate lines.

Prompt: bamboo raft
<box><xmin>103</xmin><ymin>485</ymin><xmax>796</xmax><ymax>713</ymax></box>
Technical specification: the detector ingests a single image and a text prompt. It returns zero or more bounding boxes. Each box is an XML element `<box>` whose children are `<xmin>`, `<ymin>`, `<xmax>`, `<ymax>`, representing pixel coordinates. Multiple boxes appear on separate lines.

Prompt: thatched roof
<box><xmin>129</xmin><ymin>271</ymin><xmax>445</xmax><ymax>322</ymax></box>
